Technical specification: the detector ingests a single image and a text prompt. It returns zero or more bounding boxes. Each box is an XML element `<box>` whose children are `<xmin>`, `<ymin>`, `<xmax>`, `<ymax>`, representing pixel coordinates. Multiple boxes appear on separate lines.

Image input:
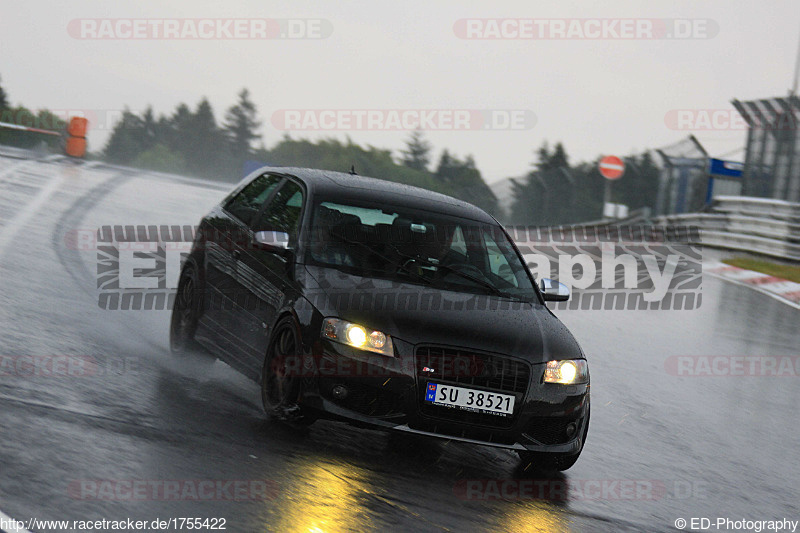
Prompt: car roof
<box><xmin>256</xmin><ymin>166</ymin><xmax>496</xmax><ymax>223</ymax></box>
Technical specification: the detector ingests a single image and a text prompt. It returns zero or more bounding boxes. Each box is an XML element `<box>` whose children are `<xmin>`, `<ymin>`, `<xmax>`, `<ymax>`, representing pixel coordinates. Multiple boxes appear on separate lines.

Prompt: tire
<box><xmin>170</xmin><ymin>264</ymin><xmax>202</xmax><ymax>355</ymax></box>
<box><xmin>261</xmin><ymin>317</ymin><xmax>315</xmax><ymax>427</ymax></box>
<box><xmin>518</xmin><ymin>409</ymin><xmax>590</xmax><ymax>472</ymax></box>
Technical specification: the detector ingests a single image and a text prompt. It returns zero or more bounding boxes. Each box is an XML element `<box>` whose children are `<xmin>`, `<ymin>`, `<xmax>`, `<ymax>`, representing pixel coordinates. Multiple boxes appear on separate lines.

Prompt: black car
<box><xmin>170</xmin><ymin>167</ymin><xmax>589</xmax><ymax>471</ymax></box>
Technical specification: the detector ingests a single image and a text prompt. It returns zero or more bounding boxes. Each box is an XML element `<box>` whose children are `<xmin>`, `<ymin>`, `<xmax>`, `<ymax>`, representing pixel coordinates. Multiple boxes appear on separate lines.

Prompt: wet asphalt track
<box><xmin>0</xmin><ymin>151</ymin><xmax>798</xmax><ymax>532</ymax></box>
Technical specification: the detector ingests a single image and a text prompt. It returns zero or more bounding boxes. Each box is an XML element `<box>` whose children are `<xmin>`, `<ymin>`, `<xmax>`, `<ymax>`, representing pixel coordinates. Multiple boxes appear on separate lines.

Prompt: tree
<box><xmin>433</xmin><ymin>150</ymin><xmax>455</xmax><ymax>183</ymax></box>
<box><xmin>188</xmin><ymin>98</ymin><xmax>226</xmax><ymax>176</ymax></box>
<box><xmin>223</xmin><ymin>88</ymin><xmax>261</xmax><ymax>159</ymax></box>
<box><xmin>103</xmin><ymin>109</ymin><xmax>147</xmax><ymax>164</ymax></box>
<box><xmin>132</xmin><ymin>143</ymin><xmax>187</xmax><ymax>174</ymax></box>
<box><xmin>532</xmin><ymin>141</ymin><xmax>569</xmax><ymax>172</ymax></box>
<box><xmin>0</xmin><ymin>74</ymin><xmax>8</xmax><ymax>110</ymax></box>
<box><xmin>400</xmin><ymin>129</ymin><xmax>432</xmax><ymax>171</ymax></box>
<box><xmin>614</xmin><ymin>151</ymin><xmax>660</xmax><ymax>212</ymax></box>
<box><xmin>434</xmin><ymin>150</ymin><xmax>498</xmax><ymax>214</ymax></box>
<box><xmin>140</xmin><ymin>106</ymin><xmax>160</xmax><ymax>153</ymax></box>
<box><xmin>510</xmin><ymin>141</ymin><xmax>575</xmax><ymax>225</ymax></box>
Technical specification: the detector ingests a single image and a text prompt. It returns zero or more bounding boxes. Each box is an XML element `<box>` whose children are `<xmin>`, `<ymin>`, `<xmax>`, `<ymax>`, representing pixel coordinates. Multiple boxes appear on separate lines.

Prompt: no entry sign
<box><xmin>599</xmin><ymin>155</ymin><xmax>625</xmax><ymax>180</ymax></box>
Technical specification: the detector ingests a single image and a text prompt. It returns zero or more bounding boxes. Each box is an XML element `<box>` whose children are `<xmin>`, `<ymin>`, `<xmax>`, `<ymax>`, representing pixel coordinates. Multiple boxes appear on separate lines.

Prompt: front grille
<box><xmin>415</xmin><ymin>346</ymin><xmax>530</xmax><ymax>393</ymax></box>
<box><xmin>523</xmin><ymin>417</ymin><xmax>578</xmax><ymax>445</ymax></box>
<box><xmin>415</xmin><ymin>345</ymin><xmax>531</xmax><ymax>429</ymax></box>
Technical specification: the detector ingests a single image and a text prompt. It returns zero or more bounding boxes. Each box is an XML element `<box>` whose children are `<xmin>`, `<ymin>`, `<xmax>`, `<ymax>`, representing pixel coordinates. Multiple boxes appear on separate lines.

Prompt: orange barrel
<box><xmin>65</xmin><ymin>136</ymin><xmax>87</xmax><ymax>158</ymax></box>
<box><xmin>67</xmin><ymin>116</ymin><xmax>88</xmax><ymax>138</ymax></box>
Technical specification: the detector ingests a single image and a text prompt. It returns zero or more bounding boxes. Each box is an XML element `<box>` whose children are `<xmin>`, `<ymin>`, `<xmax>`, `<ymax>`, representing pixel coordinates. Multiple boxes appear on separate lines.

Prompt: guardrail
<box><xmin>539</xmin><ymin>197</ymin><xmax>800</xmax><ymax>262</ymax></box>
<box><xmin>654</xmin><ymin>196</ymin><xmax>800</xmax><ymax>262</ymax></box>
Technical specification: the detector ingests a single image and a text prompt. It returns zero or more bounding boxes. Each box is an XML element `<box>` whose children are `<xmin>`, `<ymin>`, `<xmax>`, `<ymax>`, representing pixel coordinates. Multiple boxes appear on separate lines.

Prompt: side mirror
<box><xmin>253</xmin><ymin>230</ymin><xmax>292</xmax><ymax>257</ymax></box>
<box><xmin>539</xmin><ymin>278</ymin><xmax>570</xmax><ymax>302</ymax></box>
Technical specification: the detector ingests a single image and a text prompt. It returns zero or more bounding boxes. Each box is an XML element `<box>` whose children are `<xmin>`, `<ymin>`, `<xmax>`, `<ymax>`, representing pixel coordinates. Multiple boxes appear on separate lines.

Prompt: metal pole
<box><xmin>603</xmin><ymin>179</ymin><xmax>611</xmax><ymax>219</ymax></box>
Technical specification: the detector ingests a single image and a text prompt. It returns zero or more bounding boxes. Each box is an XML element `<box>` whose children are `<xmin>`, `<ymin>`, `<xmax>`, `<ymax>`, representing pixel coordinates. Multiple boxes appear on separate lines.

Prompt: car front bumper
<box><xmin>304</xmin><ymin>339</ymin><xmax>590</xmax><ymax>454</ymax></box>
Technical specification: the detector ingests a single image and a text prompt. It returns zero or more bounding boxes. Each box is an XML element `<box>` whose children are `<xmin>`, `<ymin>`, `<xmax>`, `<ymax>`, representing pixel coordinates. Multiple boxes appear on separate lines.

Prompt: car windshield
<box><xmin>305</xmin><ymin>199</ymin><xmax>537</xmax><ymax>300</ymax></box>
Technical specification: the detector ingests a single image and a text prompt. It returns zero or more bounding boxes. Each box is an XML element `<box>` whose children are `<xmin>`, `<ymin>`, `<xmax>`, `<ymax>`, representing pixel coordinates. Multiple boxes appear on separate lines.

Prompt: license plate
<box><xmin>424</xmin><ymin>382</ymin><xmax>515</xmax><ymax>416</ymax></box>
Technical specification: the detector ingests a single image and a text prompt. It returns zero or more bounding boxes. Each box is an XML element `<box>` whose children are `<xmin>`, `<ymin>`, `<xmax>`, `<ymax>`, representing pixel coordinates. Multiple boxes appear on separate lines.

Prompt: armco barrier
<box><xmin>711</xmin><ymin>195</ymin><xmax>800</xmax><ymax>223</ymax></box>
<box><xmin>654</xmin><ymin>196</ymin><xmax>800</xmax><ymax>262</ymax></box>
<box><xmin>538</xmin><ymin>197</ymin><xmax>800</xmax><ymax>262</ymax></box>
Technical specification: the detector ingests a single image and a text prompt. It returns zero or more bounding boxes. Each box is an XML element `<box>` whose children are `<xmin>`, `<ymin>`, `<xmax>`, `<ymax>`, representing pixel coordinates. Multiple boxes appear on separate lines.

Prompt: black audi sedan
<box><xmin>170</xmin><ymin>167</ymin><xmax>589</xmax><ymax>471</ymax></box>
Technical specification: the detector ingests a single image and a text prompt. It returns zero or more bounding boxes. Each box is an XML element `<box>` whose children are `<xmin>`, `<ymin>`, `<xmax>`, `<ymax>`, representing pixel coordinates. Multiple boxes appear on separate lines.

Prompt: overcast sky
<box><xmin>1</xmin><ymin>1</ymin><xmax>798</xmax><ymax>182</ymax></box>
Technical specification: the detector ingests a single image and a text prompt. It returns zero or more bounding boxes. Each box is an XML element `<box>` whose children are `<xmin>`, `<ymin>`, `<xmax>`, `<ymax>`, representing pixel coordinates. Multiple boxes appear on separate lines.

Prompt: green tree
<box><xmin>616</xmin><ymin>152</ymin><xmax>660</xmax><ymax>212</ymax></box>
<box><xmin>140</xmin><ymin>106</ymin><xmax>161</xmax><ymax>153</ymax></box>
<box><xmin>570</xmin><ymin>160</ymin><xmax>605</xmax><ymax>222</ymax></box>
<box><xmin>0</xmin><ymin>74</ymin><xmax>8</xmax><ymax>110</ymax></box>
<box><xmin>187</xmin><ymin>98</ymin><xmax>226</xmax><ymax>177</ymax></box>
<box><xmin>509</xmin><ymin>141</ymin><xmax>583</xmax><ymax>225</ymax></box>
<box><xmin>165</xmin><ymin>103</ymin><xmax>194</xmax><ymax>156</ymax></box>
<box><xmin>103</xmin><ymin>109</ymin><xmax>147</xmax><ymax>163</ymax></box>
<box><xmin>0</xmin><ymin>105</ymin><xmax>65</xmax><ymax>150</ymax></box>
<box><xmin>400</xmin><ymin>129</ymin><xmax>432</xmax><ymax>171</ymax></box>
<box><xmin>223</xmin><ymin>88</ymin><xmax>261</xmax><ymax>160</ymax></box>
<box><xmin>132</xmin><ymin>143</ymin><xmax>188</xmax><ymax>174</ymax></box>
<box><xmin>435</xmin><ymin>150</ymin><xmax>498</xmax><ymax>214</ymax></box>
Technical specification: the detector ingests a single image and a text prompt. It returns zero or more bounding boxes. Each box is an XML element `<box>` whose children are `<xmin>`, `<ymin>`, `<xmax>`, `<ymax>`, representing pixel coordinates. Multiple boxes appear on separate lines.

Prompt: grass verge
<box><xmin>722</xmin><ymin>257</ymin><xmax>800</xmax><ymax>283</ymax></box>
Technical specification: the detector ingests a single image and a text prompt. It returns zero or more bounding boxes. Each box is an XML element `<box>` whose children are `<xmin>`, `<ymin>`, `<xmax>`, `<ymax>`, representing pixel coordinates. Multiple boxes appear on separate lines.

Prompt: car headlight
<box><xmin>543</xmin><ymin>359</ymin><xmax>589</xmax><ymax>384</ymax></box>
<box><xmin>321</xmin><ymin>318</ymin><xmax>394</xmax><ymax>357</ymax></box>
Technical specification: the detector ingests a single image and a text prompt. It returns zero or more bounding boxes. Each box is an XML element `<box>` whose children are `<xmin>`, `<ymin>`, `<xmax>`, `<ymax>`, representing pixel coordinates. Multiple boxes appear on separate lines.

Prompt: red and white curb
<box><xmin>705</xmin><ymin>260</ymin><xmax>800</xmax><ymax>310</ymax></box>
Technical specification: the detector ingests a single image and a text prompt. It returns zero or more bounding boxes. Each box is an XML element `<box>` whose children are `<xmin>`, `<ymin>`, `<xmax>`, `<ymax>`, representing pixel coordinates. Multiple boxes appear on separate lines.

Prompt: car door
<box><xmin>231</xmin><ymin>178</ymin><xmax>305</xmax><ymax>368</ymax></box>
<box><xmin>200</xmin><ymin>173</ymin><xmax>283</xmax><ymax>367</ymax></box>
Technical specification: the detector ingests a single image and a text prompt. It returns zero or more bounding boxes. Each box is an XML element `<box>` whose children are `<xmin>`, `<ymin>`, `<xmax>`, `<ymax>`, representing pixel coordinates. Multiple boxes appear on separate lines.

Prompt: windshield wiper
<box><xmin>332</xmin><ymin>235</ymin><xmax>432</xmax><ymax>285</ymax></box>
<box><xmin>434</xmin><ymin>262</ymin><xmax>517</xmax><ymax>298</ymax></box>
<box><xmin>386</xmin><ymin>245</ymin><xmax>522</xmax><ymax>300</ymax></box>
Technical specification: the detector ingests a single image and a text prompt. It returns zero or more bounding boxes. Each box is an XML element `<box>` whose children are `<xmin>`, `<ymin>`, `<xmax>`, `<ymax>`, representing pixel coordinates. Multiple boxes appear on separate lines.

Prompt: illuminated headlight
<box><xmin>322</xmin><ymin>318</ymin><xmax>394</xmax><ymax>356</ymax></box>
<box><xmin>544</xmin><ymin>359</ymin><xmax>589</xmax><ymax>384</ymax></box>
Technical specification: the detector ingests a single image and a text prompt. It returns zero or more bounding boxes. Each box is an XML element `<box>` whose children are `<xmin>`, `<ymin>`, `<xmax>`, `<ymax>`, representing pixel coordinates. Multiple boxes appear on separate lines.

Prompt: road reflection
<box><xmin>494</xmin><ymin>501</ymin><xmax>573</xmax><ymax>533</ymax></box>
<box><xmin>264</xmin><ymin>460</ymin><xmax>375</xmax><ymax>532</ymax></box>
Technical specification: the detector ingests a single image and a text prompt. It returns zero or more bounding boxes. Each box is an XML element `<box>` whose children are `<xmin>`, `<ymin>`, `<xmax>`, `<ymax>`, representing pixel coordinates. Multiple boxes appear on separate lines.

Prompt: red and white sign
<box><xmin>599</xmin><ymin>155</ymin><xmax>625</xmax><ymax>180</ymax></box>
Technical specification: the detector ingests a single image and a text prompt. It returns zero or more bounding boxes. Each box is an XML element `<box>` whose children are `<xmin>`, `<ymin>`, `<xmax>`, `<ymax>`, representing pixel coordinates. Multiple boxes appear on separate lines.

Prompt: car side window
<box><xmin>449</xmin><ymin>226</ymin><xmax>468</xmax><ymax>255</ymax></box>
<box><xmin>483</xmin><ymin>230</ymin><xmax>519</xmax><ymax>287</ymax></box>
<box><xmin>252</xmin><ymin>180</ymin><xmax>304</xmax><ymax>242</ymax></box>
<box><xmin>224</xmin><ymin>173</ymin><xmax>283</xmax><ymax>225</ymax></box>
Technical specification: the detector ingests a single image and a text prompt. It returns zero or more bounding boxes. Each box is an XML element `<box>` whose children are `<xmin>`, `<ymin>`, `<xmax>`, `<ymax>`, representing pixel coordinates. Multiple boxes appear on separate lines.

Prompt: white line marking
<box><xmin>0</xmin><ymin>508</ymin><xmax>33</xmax><ymax>533</ymax></box>
<box><xmin>0</xmin><ymin>171</ymin><xmax>66</xmax><ymax>260</ymax></box>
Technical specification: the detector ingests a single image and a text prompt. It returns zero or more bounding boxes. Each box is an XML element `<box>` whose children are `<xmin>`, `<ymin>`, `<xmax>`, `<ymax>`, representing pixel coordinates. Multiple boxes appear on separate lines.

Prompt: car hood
<box><xmin>303</xmin><ymin>265</ymin><xmax>584</xmax><ymax>364</ymax></box>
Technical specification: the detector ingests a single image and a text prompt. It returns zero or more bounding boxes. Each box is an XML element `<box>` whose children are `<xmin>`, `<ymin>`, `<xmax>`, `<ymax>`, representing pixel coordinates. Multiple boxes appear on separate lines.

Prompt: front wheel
<box><xmin>261</xmin><ymin>317</ymin><xmax>315</xmax><ymax>427</ymax></box>
<box><xmin>170</xmin><ymin>264</ymin><xmax>202</xmax><ymax>355</ymax></box>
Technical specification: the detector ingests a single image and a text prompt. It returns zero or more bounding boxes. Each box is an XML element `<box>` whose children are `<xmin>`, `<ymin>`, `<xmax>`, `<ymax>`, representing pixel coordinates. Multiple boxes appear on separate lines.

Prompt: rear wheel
<box><xmin>518</xmin><ymin>409</ymin><xmax>589</xmax><ymax>472</ymax></box>
<box><xmin>170</xmin><ymin>264</ymin><xmax>202</xmax><ymax>355</ymax></box>
<box><xmin>261</xmin><ymin>317</ymin><xmax>315</xmax><ymax>427</ymax></box>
